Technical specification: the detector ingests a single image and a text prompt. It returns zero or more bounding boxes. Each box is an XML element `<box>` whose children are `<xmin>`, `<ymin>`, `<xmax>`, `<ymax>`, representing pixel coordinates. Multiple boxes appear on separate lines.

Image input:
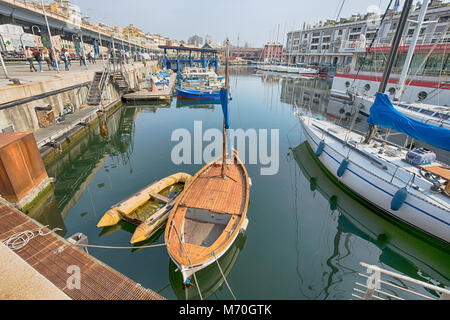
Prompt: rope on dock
<box><xmin>2</xmin><ymin>226</ymin><xmax>62</xmax><ymax>251</ymax></box>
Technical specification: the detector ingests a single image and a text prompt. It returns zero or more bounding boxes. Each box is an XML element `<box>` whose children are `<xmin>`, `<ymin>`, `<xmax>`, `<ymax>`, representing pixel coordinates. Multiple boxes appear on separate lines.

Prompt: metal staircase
<box><xmin>86</xmin><ymin>60</ymin><xmax>111</xmax><ymax>106</ymax></box>
<box><xmin>86</xmin><ymin>58</ymin><xmax>134</xmax><ymax>106</ymax></box>
<box><xmin>110</xmin><ymin>58</ymin><xmax>134</xmax><ymax>94</ymax></box>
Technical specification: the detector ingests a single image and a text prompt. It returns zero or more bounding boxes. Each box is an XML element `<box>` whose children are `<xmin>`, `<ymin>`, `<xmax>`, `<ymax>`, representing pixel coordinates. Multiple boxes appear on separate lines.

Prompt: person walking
<box><xmin>89</xmin><ymin>50</ymin><xmax>96</xmax><ymax>64</ymax></box>
<box><xmin>61</xmin><ymin>48</ymin><xmax>70</xmax><ymax>71</ymax></box>
<box><xmin>42</xmin><ymin>48</ymin><xmax>53</xmax><ymax>71</ymax></box>
<box><xmin>55</xmin><ymin>49</ymin><xmax>61</xmax><ymax>71</ymax></box>
<box><xmin>25</xmin><ymin>47</ymin><xmax>37</xmax><ymax>72</ymax></box>
<box><xmin>79</xmin><ymin>48</ymin><xmax>86</xmax><ymax>67</ymax></box>
<box><xmin>33</xmin><ymin>47</ymin><xmax>43</xmax><ymax>72</ymax></box>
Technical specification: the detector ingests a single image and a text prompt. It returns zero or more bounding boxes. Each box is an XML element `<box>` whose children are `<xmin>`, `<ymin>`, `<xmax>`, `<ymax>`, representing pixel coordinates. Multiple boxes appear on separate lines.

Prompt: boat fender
<box><xmin>337</xmin><ymin>158</ymin><xmax>350</xmax><ymax>178</ymax></box>
<box><xmin>316</xmin><ymin>140</ymin><xmax>325</xmax><ymax>157</ymax></box>
<box><xmin>391</xmin><ymin>187</ymin><xmax>408</xmax><ymax>211</ymax></box>
<box><xmin>248</xmin><ymin>177</ymin><xmax>253</xmax><ymax>188</ymax></box>
<box><xmin>310</xmin><ymin>177</ymin><xmax>317</xmax><ymax>191</ymax></box>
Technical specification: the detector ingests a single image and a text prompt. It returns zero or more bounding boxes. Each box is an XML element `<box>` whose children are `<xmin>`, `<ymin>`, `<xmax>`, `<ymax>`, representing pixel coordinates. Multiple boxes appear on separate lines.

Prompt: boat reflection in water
<box><xmin>169</xmin><ymin>233</ymin><xmax>247</xmax><ymax>300</ymax></box>
<box><xmin>176</xmin><ymin>99</ymin><xmax>219</xmax><ymax>110</ymax></box>
<box><xmin>291</xmin><ymin>142</ymin><xmax>449</xmax><ymax>298</ymax></box>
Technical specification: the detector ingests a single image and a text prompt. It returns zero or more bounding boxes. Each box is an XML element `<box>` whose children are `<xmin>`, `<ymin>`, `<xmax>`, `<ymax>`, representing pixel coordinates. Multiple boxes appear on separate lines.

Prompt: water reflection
<box><xmin>42</xmin><ymin>107</ymin><xmax>140</xmax><ymax>235</ymax></box>
<box><xmin>169</xmin><ymin>234</ymin><xmax>247</xmax><ymax>300</ymax></box>
<box><xmin>290</xmin><ymin>142</ymin><xmax>449</xmax><ymax>299</ymax></box>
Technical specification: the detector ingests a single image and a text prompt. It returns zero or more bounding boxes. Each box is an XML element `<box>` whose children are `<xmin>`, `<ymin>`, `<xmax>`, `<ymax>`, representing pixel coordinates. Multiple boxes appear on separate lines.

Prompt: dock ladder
<box><xmin>353</xmin><ymin>262</ymin><xmax>450</xmax><ymax>300</ymax></box>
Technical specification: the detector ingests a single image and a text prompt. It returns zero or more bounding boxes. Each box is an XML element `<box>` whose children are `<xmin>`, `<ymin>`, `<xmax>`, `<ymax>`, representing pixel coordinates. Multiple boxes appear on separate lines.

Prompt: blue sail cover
<box><xmin>220</xmin><ymin>88</ymin><xmax>230</xmax><ymax>129</ymax></box>
<box><xmin>367</xmin><ymin>93</ymin><xmax>450</xmax><ymax>151</ymax></box>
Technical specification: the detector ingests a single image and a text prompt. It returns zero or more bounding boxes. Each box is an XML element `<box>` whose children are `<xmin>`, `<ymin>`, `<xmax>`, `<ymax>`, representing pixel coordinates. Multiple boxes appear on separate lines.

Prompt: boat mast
<box><xmin>395</xmin><ymin>0</ymin><xmax>430</xmax><ymax>101</ymax></box>
<box><xmin>364</xmin><ymin>0</ymin><xmax>413</xmax><ymax>144</ymax></box>
<box><xmin>222</xmin><ymin>38</ymin><xmax>230</xmax><ymax>178</ymax></box>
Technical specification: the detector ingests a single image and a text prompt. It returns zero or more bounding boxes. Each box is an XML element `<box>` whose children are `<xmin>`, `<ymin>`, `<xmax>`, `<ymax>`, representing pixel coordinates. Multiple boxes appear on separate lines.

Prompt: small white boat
<box><xmin>297</xmin><ymin>113</ymin><xmax>450</xmax><ymax>244</ymax></box>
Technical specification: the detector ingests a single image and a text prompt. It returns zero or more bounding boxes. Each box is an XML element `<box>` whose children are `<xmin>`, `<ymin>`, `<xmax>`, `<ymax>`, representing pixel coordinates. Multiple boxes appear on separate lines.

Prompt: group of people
<box><xmin>24</xmin><ymin>46</ymin><xmax>97</xmax><ymax>72</ymax></box>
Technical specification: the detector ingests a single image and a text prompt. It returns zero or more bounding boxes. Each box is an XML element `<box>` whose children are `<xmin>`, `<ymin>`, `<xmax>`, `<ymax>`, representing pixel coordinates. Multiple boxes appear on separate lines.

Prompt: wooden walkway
<box><xmin>0</xmin><ymin>199</ymin><xmax>164</xmax><ymax>300</ymax></box>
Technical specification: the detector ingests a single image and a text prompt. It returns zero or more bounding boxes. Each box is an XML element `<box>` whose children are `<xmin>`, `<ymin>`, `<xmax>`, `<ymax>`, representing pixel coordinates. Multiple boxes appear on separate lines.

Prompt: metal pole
<box><xmin>0</xmin><ymin>46</ymin><xmax>9</xmax><ymax>79</ymax></box>
<box><xmin>40</xmin><ymin>0</ymin><xmax>60</xmax><ymax>72</ymax></box>
<box><xmin>79</xmin><ymin>31</ymin><xmax>88</xmax><ymax>70</ymax></box>
<box><xmin>395</xmin><ymin>0</ymin><xmax>430</xmax><ymax>100</ymax></box>
<box><xmin>365</xmin><ymin>0</ymin><xmax>413</xmax><ymax>144</ymax></box>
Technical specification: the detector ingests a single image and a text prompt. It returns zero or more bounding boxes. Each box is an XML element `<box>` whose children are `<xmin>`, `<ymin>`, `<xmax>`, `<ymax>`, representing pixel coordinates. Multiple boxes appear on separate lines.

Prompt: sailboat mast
<box><xmin>364</xmin><ymin>0</ymin><xmax>413</xmax><ymax>144</ymax></box>
<box><xmin>222</xmin><ymin>38</ymin><xmax>230</xmax><ymax>178</ymax></box>
<box><xmin>395</xmin><ymin>0</ymin><xmax>430</xmax><ymax>101</ymax></box>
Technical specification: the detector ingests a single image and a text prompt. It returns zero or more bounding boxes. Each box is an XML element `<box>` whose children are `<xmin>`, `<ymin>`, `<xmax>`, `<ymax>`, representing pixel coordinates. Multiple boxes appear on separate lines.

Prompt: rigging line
<box><xmin>335</xmin><ymin>0</ymin><xmax>346</xmax><ymax>22</ymax></box>
<box><xmin>351</xmin><ymin>0</ymin><xmax>395</xmax><ymax>89</ymax></box>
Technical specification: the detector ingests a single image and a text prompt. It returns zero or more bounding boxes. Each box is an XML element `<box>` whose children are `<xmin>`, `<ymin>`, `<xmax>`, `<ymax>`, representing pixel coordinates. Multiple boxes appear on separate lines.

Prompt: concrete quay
<box><xmin>0</xmin><ymin>60</ymin><xmax>157</xmax><ymax>138</ymax></box>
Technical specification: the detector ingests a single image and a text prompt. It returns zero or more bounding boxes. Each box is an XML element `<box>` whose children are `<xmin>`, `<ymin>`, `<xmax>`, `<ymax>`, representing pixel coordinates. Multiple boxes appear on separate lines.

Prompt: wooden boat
<box><xmin>164</xmin><ymin>152</ymin><xmax>250</xmax><ymax>284</ymax></box>
<box><xmin>97</xmin><ymin>173</ymin><xmax>192</xmax><ymax>242</ymax></box>
<box><xmin>165</xmin><ymin>39</ymin><xmax>251</xmax><ymax>285</ymax></box>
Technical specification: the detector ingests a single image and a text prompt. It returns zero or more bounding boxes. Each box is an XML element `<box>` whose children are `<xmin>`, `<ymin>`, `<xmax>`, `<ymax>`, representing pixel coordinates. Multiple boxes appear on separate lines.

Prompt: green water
<box><xmin>35</xmin><ymin>67</ymin><xmax>449</xmax><ymax>300</ymax></box>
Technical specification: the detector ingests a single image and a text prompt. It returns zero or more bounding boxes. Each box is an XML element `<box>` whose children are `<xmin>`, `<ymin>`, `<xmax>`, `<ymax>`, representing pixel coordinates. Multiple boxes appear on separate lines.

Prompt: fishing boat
<box><xmin>96</xmin><ymin>173</ymin><xmax>192</xmax><ymax>243</ymax></box>
<box><xmin>297</xmin><ymin>0</ymin><xmax>450</xmax><ymax>244</ymax></box>
<box><xmin>165</xmin><ymin>40</ymin><xmax>250</xmax><ymax>285</ymax></box>
<box><xmin>176</xmin><ymin>88</ymin><xmax>221</xmax><ymax>101</ymax></box>
<box><xmin>177</xmin><ymin>67</ymin><xmax>225</xmax><ymax>100</ymax></box>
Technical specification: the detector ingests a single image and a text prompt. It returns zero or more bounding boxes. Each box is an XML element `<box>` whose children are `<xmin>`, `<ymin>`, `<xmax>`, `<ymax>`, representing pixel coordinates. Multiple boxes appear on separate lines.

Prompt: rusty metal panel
<box><xmin>0</xmin><ymin>133</ymin><xmax>48</xmax><ymax>202</ymax></box>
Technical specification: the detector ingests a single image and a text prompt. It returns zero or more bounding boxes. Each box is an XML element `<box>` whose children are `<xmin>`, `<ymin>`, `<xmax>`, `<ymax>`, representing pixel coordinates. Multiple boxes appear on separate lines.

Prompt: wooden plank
<box><xmin>149</xmin><ymin>191</ymin><xmax>171</xmax><ymax>203</ymax></box>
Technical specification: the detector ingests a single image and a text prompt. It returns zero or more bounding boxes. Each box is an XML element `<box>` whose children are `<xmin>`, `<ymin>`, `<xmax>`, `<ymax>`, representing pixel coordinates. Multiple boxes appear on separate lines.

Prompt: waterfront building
<box><xmin>188</xmin><ymin>35</ymin><xmax>203</xmax><ymax>47</ymax></box>
<box><xmin>262</xmin><ymin>42</ymin><xmax>284</xmax><ymax>63</ymax></box>
<box><xmin>229</xmin><ymin>47</ymin><xmax>263</xmax><ymax>61</ymax></box>
<box><xmin>286</xmin><ymin>0</ymin><xmax>450</xmax><ymax>71</ymax></box>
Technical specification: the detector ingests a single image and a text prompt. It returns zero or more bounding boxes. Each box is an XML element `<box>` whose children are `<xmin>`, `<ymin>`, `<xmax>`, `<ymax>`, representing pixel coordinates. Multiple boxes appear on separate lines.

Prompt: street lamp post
<box><xmin>40</xmin><ymin>1</ymin><xmax>60</xmax><ymax>72</ymax></box>
<box><xmin>0</xmin><ymin>35</ymin><xmax>9</xmax><ymax>79</ymax></box>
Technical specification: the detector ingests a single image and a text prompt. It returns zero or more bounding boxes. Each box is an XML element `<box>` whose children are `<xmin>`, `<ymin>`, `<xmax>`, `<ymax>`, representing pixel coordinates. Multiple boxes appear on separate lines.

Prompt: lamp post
<box><xmin>31</xmin><ymin>25</ymin><xmax>41</xmax><ymax>37</ymax></box>
<box><xmin>0</xmin><ymin>35</ymin><xmax>9</xmax><ymax>79</ymax></box>
<box><xmin>40</xmin><ymin>0</ymin><xmax>60</xmax><ymax>72</ymax></box>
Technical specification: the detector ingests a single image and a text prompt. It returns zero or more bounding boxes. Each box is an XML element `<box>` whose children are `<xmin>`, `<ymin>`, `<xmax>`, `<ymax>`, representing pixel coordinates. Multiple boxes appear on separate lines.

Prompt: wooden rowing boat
<box><xmin>96</xmin><ymin>173</ymin><xmax>192</xmax><ymax>243</ymax></box>
<box><xmin>164</xmin><ymin>152</ymin><xmax>250</xmax><ymax>284</ymax></box>
<box><xmin>165</xmin><ymin>39</ymin><xmax>250</xmax><ymax>285</ymax></box>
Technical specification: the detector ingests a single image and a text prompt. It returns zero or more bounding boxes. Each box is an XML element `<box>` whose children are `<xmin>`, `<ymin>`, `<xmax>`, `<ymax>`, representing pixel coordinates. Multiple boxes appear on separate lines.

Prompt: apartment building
<box><xmin>286</xmin><ymin>0</ymin><xmax>450</xmax><ymax>68</ymax></box>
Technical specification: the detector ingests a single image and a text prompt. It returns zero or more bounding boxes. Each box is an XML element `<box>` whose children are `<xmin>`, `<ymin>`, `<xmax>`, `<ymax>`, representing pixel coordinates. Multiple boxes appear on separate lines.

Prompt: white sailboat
<box><xmin>297</xmin><ymin>0</ymin><xmax>450</xmax><ymax>244</ymax></box>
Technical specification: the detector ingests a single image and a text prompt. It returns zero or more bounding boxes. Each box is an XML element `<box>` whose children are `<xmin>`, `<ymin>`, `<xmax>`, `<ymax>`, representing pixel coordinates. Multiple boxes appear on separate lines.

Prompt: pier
<box><xmin>0</xmin><ymin>197</ymin><xmax>164</xmax><ymax>300</ymax></box>
<box><xmin>123</xmin><ymin>72</ymin><xmax>178</xmax><ymax>102</ymax></box>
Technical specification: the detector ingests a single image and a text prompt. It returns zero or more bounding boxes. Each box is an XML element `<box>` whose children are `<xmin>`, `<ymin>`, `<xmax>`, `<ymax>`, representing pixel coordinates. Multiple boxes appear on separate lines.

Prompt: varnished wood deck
<box><xmin>0</xmin><ymin>199</ymin><xmax>164</xmax><ymax>300</ymax></box>
<box><xmin>165</xmin><ymin>157</ymin><xmax>249</xmax><ymax>267</ymax></box>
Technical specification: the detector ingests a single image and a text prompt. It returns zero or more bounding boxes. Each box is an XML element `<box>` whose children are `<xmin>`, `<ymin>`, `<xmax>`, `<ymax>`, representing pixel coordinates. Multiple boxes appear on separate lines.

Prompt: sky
<box><xmin>69</xmin><ymin>0</ymin><xmax>438</xmax><ymax>47</ymax></box>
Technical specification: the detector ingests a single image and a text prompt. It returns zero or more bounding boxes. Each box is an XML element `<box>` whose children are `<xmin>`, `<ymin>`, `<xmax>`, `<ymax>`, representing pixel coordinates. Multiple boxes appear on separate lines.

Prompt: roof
<box><xmin>159</xmin><ymin>45</ymin><xmax>218</xmax><ymax>53</ymax></box>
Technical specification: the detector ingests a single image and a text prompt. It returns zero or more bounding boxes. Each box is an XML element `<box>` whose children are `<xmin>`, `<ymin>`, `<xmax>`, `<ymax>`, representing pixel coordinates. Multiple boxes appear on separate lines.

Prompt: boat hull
<box><xmin>300</xmin><ymin>116</ymin><xmax>450</xmax><ymax>244</ymax></box>
<box><xmin>176</xmin><ymin>88</ymin><xmax>221</xmax><ymax>101</ymax></box>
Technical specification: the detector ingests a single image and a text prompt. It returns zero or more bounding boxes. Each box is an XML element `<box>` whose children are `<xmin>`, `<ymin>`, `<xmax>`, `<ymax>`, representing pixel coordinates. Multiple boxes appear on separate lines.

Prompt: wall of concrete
<box><xmin>0</xmin><ymin>61</ymin><xmax>157</xmax><ymax>133</ymax></box>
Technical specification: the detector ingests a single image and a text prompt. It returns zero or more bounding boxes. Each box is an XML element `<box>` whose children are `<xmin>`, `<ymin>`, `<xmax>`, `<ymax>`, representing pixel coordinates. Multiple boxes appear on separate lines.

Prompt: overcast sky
<box><xmin>69</xmin><ymin>0</ymin><xmax>439</xmax><ymax>47</ymax></box>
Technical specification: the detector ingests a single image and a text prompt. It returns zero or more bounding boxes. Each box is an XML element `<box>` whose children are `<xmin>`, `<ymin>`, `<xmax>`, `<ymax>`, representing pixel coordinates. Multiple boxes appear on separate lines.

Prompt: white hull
<box><xmin>256</xmin><ymin>64</ymin><xmax>318</xmax><ymax>76</ymax></box>
<box><xmin>299</xmin><ymin>115</ymin><xmax>450</xmax><ymax>244</ymax></box>
<box><xmin>331</xmin><ymin>73</ymin><xmax>450</xmax><ymax>107</ymax></box>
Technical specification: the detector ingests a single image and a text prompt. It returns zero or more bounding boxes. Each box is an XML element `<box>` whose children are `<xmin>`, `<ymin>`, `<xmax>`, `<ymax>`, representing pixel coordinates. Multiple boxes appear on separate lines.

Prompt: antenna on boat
<box><xmin>222</xmin><ymin>38</ymin><xmax>230</xmax><ymax>178</ymax></box>
<box><xmin>364</xmin><ymin>0</ymin><xmax>413</xmax><ymax>144</ymax></box>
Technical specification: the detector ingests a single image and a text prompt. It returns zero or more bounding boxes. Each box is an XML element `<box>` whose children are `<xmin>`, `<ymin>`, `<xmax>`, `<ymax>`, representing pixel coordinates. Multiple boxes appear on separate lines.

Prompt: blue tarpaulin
<box><xmin>367</xmin><ymin>93</ymin><xmax>450</xmax><ymax>151</ymax></box>
<box><xmin>220</xmin><ymin>88</ymin><xmax>230</xmax><ymax>129</ymax></box>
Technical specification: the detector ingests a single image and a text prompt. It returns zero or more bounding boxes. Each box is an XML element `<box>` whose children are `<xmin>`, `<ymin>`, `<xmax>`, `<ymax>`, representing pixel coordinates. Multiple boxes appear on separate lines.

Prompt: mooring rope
<box><xmin>212</xmin><ymin>252</ymin><xmax>237</xmax><ymax>300</ymax></box>
<box><xmin>2</xmin><ymin>226</ymin><xmax>62</xmax><ymax>251</ymax></box>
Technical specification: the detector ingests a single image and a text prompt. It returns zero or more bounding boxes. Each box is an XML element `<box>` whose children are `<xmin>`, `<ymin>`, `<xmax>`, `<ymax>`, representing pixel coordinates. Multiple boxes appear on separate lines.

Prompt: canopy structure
<box><xmin>367</xmin><ymin>93</ymin><xmax>450</xmax><ymax>151</ymax></box>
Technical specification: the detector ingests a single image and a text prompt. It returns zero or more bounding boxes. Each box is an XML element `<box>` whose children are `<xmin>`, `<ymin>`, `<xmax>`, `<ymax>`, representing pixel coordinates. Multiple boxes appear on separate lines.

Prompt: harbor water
<box><xmin>31</xmin><ymin>67</ymin><xmax>450</xmax><ymax>300</ymax></box>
